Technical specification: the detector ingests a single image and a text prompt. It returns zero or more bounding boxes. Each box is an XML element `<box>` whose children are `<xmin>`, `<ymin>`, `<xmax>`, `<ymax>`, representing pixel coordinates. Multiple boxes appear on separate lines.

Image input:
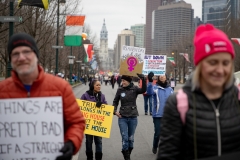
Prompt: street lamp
<box><xmin>172</xmin><ymin>50</ymin><xmax>178</xmax><ymax>86</ymax></box>
<box><xmin>55</xmin><ymin>0</ymin><xmax>66</xmax><ymax>75</ymax></box>
<box><xmin>76</xmin><ymin>60</ymin><xmax>82</xmax><ymax>82</ymax></box>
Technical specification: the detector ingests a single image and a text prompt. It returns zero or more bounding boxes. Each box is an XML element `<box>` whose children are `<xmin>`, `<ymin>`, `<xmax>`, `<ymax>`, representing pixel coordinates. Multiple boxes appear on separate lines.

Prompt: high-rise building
<box><xmin>145</xmin><ymin>0</ymin><xmax>175</xmax><ymax>55</ymax></box>
<box><xmin>114</xmin><ymin>29</ymin><xmax>136</xmax><ymax>69</ymax></box>
<box><xmin>202</xmin><ymin>0</ymin><xmax>240</xmax><ymax>29</ymax></box>
<box><xmin>194</xmin><ymin>16</ymin><xmax>203</xmax><ymax>30</ymax></box>
<box><xmin>130</xmin><ymin>24</ymin><xmax>145</xmax><ymax>48</ymax></box>
<box><xmin>152</xmin><ymin>1</ymin><xmax>193</xmax><ymax>54</ymax></box>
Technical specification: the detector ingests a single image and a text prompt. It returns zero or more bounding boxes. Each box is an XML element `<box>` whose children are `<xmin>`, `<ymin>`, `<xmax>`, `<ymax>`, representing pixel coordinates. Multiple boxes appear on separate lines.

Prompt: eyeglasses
<box><xmin>11</xmin><ymin>50</ymin><xmax>33</xmax><ymax>59</ymax></box>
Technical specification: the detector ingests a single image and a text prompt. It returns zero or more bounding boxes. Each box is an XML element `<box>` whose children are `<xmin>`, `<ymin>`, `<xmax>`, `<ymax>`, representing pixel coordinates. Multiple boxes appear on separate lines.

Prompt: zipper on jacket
<box><xmin>209</xmin><ymin>100</ymin><xmax>222</xmax><ymax>156</ymax></box>
<box><xmin>27</xmin><ymin>92</ymin><xmax>30</xmax><ymax>97</ymax></box>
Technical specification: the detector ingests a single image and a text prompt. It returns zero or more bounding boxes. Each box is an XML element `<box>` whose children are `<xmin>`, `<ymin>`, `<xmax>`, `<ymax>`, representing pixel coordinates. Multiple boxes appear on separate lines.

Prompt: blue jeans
<box><xmin>85</xmin><ymin>134</ymin><xmax>102</xmax><ymax>153</ymax></box>
<box><xmin>118</xmin><ymin>117</ymin><xmax>138</xmax><ymax>150</ymax></box>
<box><xmin>144</xmin><ymin>95</ymin><xmax>153</xmax><ymax>113</ymax></box>
<box><xmin>153</xmin><ymin>117</ymin><xmax>162</xmax><ymax>149</ymax></box>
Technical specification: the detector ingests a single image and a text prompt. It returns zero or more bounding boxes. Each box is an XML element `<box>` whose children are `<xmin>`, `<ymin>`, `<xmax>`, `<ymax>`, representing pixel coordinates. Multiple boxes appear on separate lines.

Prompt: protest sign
<box><xmin>142</xmin><ymin>55</ymin><xmax>167</xmax><ymax>75</ymax></box>
<box><xmin>119</xmin><ymin>45</ymin><xmax>145</xmax><ymax>77</ymax></box>
<box><xmin>77</xmin><ymin>99</ymin><xmax>114</xmax><ymax>138</ymax></box>
<box><xmin>0</xmin><ymin>97</ymin><xmax>63</xmax><ymax>160</ymax></box>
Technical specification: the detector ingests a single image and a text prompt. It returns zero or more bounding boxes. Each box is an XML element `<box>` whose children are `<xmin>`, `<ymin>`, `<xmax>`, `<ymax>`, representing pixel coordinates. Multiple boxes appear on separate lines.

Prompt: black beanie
<box><xmin>8</xmin><ymin>33</ymin><xmax>39</xmax><ymax>60</ymax></box>
<box><xmin>121</xmin><ymin>75</ymin><xmax>132</xmax><ymax>83</ymax></box>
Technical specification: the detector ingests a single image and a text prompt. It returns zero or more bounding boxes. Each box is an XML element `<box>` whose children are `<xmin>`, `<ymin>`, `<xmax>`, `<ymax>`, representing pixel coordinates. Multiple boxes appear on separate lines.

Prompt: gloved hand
<box><xmin>56</xmin><ymin>141</ymin><xmax>74</xmax><ymax>160</ymax></box>
<box><xmin>137</xmin><ymin>73</ymin><xmax>145</xmax><ymax>80</ymax></box>
<box><xmin>148</xmin><ymin>72</ymin><xmax>154</xmax><ymax>82</ymax></box>
<box><xmin>96</xmin><ymin>101</ymin><xmax>103</xmax><ymax>108</ymax></box>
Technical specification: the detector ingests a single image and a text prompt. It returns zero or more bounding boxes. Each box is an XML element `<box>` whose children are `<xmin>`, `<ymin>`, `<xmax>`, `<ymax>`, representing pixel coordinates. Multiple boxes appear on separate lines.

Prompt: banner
<box><xmin>119</xmin><ymin>45</ymin><xmax>145</xmax><ymax>77</ymax></box>
<box><xmin>18</xmin><ymin>0</ymin><xmax>49</xmax><ymax>10</ymax></box>
<box><xmin>142</xmin><ymin>55</ymin><xmax>166</xmax><ymax>75</ymax></box>
<box><xmin>167</xmin><ymin>57</ymin><xmax>176</xmax><ymax>66</ymax></box>
<box><xmin>77</xmin><ymin>99</ymin><xmax>114</xmax><ymax>138</ymax></box>
<box><xmin>0</xmin><ymin>97</ymin><xmax>63</xmax><ymax>160</ymax></box>
<box><xmin>180</xmin><ymin>53</ymin><xmax>190</xmax><ymax>62</ymax></box>
<box><xmin>64</xmin><ymin>15</ymin><xmax>85</xmax><ymax>46</ymax></box>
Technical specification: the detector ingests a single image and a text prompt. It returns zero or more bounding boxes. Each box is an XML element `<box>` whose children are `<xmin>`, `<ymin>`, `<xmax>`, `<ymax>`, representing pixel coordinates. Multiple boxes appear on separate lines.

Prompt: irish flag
<box><xmin>64</xmin><ymin>15</ymin><xmax>85</xmax><ymax>46</ymax></box>
<box><xmin>167</xmin><ymin>57</ymin><xmax>176</xmax><ymax>66</ymax></box>
<box><xmin>84</xmin><ymin>44</ymin><xmax>93</xmax><ymax>62</ymax></box>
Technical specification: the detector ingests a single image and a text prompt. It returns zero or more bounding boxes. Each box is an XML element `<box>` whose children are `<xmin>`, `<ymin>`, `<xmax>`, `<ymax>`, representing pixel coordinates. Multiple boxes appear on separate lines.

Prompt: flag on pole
<box><xmin>167</xmin><ymin>57</ymin><xmax>176</xmax><ymax>66</ymax></box>
<box><xmin>18</xmin><ymin>0</ymin><xmax>49</xmax><ymax>10</ymax></box>
<box><xmin>231</xmin><ymin>38</ymin><xmax>240</xmax><ymax>45</ymax></box>
<box><xmin>64</xmin><ymin>15</ymin><xmax>85</xmax><ymax>46</ymax></box>
<box><xmin>183</xmin><ymin>53</ymin><xmax>190</xmax><ymax>63</ymax></box>
<box><xmin>84</xmin><ymin>44</ymin><xmax>93</xmax><ymax>62</ymax></box>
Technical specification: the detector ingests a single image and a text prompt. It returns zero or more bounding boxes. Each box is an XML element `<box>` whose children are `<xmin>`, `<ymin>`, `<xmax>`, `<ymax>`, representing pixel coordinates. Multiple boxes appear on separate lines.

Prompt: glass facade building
<box><xmin>202</xmin><ymin>0</ymin><xmax>240</xmax><ymax>29</ymax></box>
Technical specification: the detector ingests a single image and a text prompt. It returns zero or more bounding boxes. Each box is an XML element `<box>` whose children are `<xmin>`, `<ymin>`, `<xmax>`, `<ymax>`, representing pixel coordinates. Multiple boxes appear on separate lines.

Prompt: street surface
<box><xmin>72</xmin><ymin>82</ymin><xmax>183</xmax><ymax>160</ymax></box>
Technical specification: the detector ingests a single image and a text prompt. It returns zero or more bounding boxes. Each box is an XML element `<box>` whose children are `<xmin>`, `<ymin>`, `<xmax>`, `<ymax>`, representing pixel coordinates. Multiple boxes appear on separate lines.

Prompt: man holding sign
<box><xmin>0</xmin><ymin>33</ymin><xmax>85</xmax><ymax>160</ymax></box>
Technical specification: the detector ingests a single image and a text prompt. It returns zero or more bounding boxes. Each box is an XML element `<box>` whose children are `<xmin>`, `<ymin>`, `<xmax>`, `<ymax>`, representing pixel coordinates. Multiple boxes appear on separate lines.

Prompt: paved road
<box><xmin>71</xmin><ymin>82</ymin><xmax>184</xmax><ymax>160</ymax></box>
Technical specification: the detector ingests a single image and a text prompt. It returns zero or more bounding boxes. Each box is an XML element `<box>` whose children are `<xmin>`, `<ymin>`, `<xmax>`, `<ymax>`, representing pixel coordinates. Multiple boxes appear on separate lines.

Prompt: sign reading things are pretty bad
<box><xmin>77</xmin><ymin>99</ymin><xmax>114</xmax><ymax>138</ymax></box>
<box><xmin>119</xmin><ymin>45</ymin><xmax>145</xmax><ymax>77</ymax></box>
<box><xmin>0</xmin><ymin>97</ymin><xmax>64</xmax><ymax>160</ymax></box>
<box><xmin>142</xmin><ymin>55</ymin><xmax>166</xmax><ymax>75</ymax></box>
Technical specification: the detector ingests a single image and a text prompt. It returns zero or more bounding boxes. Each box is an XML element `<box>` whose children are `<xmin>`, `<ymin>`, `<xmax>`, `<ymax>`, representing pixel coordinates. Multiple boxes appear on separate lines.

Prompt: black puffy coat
<box><xmin>113</xmin><ymin>81</ymin><xmax>146</xmax><ymax>117</ymax></box>
<box><xmin>157</xmin><ymin>77</ymin><xmax>240</xmax><ymax>160</ymax></box>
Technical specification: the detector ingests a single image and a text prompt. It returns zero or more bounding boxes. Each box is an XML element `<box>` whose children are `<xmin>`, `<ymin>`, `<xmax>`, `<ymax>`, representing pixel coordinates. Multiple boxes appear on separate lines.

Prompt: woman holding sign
<box><xmin>112</xmin><ymin>74</ymin><xmax>146</xmax><ymax>160</ymax></box>
<box><xmin>81</xmin><ymin>80</ymin><xmax>107</xmax><ymax>160</ymax></box>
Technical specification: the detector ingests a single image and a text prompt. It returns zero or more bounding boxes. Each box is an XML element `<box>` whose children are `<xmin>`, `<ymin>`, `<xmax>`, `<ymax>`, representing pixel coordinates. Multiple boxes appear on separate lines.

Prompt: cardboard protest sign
<box><xmin>142</xmin><ymin>55</ymin><xmax>167</xmax><ymax>75</ymax></box>
<box><xmin>0</xmin><ymin>97</ymin><xmax>63</xmax><ymax>160</ymax></box>
<box><xmin>77</xmin><ymin>99</ymin><xmax>114</xmax><ymax>138</ymax></box>
<box><xmin>119</xmin><ymin>45</ymin><xmax>145</xmax><ymax>77</ymax></box>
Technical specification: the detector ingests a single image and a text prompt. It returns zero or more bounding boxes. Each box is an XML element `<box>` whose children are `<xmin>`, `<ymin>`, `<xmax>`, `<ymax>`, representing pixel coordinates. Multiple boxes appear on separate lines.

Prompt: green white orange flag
<box><xmin>167</xmin><ymin>57</ymin><xmax>176</xmax><ymax>66</ymax></box>
<box><xmin>64</xmin><ymin>15</ymin><xmax>85</xmax><ymax>46</ymax></box>
<box><xmin>84</xmin><ymin>44</ymin><xmax>93</xmax><ymax>62</ymax></box>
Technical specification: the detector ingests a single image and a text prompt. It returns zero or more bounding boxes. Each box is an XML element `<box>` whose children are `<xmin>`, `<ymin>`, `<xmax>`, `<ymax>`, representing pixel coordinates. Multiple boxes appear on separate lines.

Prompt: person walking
<box><xmin>157</xmin><ymin>24</ymin><xmax>240</xmax><ymax>160</ymax></box>
<box><xmin>0</xmin><ymin>33</ymin><xmax>85</xmax><ymax>160</ymax></box>
<box><xmin>143</xmin><ymin>73</ymin><xmax>155</xmax><ymax>115</ymax></box>
<box><xmin>151</xmin><ymin>74</ymin><xmax>173</xmax><ymax>154</ymax></box>
<box><xmin>111</xmin><ymin>75</ymin><xmax>116</xmax><ymax>89</ymax></box>
<box><xmin>81</xmin><ymin>80</ymin><xmax>107</xmax><ymax>160</ymax></box>
<box><xmin>112</xmin><ymin>74</ymin><xmax>146</xmax><ymax>160</ymax></box>
<box><xmin>117</xmin><ymin>75</ymin><xmax>122</xmax><ymax>87</ymax></box>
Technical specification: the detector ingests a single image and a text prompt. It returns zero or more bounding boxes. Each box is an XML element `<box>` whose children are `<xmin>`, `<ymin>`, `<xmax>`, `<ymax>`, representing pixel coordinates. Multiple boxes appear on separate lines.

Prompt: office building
<box><xmin>131</xmin><ymin>24</ymin><xmax>145</xmax><ymax>48</ymax></box>
<box><xmin>202</xmin><ymin>0</ymin><xmax>240</xmax><ymax>29</ymax></box>
<box><xmin>114</xmin><ymin>29</ymin><xmax>136</xmax><ymax>69</ymax></box>
<box><xmin>152</xmin><ymin>1</ymin><xmax>193</xmax><ymax>54</ymax></box>
<box><xmin>145</xmin><ymin>0</ymin><xmax>176</xmax><ymax>55</ymax></box>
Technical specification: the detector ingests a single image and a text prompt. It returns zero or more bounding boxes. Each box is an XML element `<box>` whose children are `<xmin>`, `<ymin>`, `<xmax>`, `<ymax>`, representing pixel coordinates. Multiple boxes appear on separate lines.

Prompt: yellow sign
<box><xmin>76</xmin><ymin>99</ymin><xmax>114</xmax><ymax>138</ymax></box>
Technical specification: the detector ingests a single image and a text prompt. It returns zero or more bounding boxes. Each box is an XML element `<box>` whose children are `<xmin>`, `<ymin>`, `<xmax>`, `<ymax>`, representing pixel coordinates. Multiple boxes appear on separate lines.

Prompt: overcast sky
<box><xmin>81</xmin><ymin>0</ymin><xmax>202</xmax><ymax>49</ymax></box>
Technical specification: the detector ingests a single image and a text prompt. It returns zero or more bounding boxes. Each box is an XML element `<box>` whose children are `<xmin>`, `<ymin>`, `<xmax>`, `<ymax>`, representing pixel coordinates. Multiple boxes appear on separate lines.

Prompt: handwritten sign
<box><xmin>0</xmin><ymin>97</ymin><xmax>64</xmax><ymax>160</ymax></box>
<box><xmin>119</xmin><ymin>45</ymin><xmax>145</xmax><ymax>77</ymax></box>
<box><xmin>77</xmin><ymin>99</ymin><xmax>114</xmax><ymax>138</ymax></box>
<box><xmin>142</xmin><ymin>55</ymin><xmax>166</xmax><ymax>75</ymax></box>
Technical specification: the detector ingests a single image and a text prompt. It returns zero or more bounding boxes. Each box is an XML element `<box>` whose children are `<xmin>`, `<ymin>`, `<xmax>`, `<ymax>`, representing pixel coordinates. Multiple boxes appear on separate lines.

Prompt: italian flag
<box><xmin>64</xmin><ymin>15</ymin><xmax>85</xmax><ymax>46</ymax></box>
<box><xmin>167</xmin><ymin>57</ymin><xmax>176</xmax><ymax>66</ymax></box>
<box><xmin>84</xmin><ymin>44</ymin><xmax>93</xmax><ymax>62</ymax></box>
<box><xmin>231</xmin><ymin>38</ymin><xmax>240</xmax><ymax>45</ymax></box>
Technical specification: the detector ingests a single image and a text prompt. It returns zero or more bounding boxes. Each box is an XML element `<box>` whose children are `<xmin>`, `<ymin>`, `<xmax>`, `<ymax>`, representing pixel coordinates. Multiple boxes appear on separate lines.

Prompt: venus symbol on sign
<box><xmin>127</xmin><ymin>56</ymin><xmax>137</xmax><ymax>72</ymax></box>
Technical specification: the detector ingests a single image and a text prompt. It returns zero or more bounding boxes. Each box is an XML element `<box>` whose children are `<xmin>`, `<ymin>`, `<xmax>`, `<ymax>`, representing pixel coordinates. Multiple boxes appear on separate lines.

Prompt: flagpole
<box><xmin>55</xmin><ymin>0</ymin><xmax>60</xmax><ymax>75</ymax></box>
<box><xmin>7</xmin><ymin>0</ymin><xmax>14</xmax><ymax>78</ymax></box>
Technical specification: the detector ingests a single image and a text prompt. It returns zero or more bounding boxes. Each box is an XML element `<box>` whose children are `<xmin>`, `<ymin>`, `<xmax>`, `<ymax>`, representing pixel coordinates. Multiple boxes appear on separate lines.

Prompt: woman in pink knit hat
<box><xmin>156</xmin><ymin>24</ymin><xmax>240</xmax><ymax>160</ymax></box>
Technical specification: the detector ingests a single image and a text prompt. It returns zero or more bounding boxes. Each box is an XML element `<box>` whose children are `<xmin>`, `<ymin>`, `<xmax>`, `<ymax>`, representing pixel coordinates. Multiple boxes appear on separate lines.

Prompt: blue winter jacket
<box><xmin>152</xmin><ymin>84</ymin><xmax>173</xmax><ymax>117</ymax></box>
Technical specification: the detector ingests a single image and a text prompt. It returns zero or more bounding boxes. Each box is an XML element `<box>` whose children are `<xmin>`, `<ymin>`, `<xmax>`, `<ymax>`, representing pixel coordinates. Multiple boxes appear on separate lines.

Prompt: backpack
<box><xmin>176</xmin><ymin>86</ymin><xmax>240</xmax><ymax>124</ymax></box>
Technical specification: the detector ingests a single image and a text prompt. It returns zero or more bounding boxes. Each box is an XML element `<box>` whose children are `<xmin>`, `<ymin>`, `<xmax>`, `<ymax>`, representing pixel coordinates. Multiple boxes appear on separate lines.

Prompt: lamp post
<box><xmin>76</xmin><ymin>60</ymin><xmax>82</xmax><ymax>82</ymax></box>
<box><xmin>55</xmin><ymin>0</ymin><xmax>66</xmax><ymax>75</ymax></box>
<box><xmin>172</xmin><ymin>50</ymin><xmax>178</xmax><ymax>86</ymax></box>
<box><xmin>7</xmin><ymin>0</ymin><xmax>14</xmax><ymax>78</ymax></box>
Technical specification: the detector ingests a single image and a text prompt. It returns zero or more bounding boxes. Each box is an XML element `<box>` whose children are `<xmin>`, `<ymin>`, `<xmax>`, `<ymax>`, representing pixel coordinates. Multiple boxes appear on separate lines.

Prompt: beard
<box><xmin>11</xmin><ymin>57</ymin><xmax>38</xmax><ymax>76</ymax></box>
